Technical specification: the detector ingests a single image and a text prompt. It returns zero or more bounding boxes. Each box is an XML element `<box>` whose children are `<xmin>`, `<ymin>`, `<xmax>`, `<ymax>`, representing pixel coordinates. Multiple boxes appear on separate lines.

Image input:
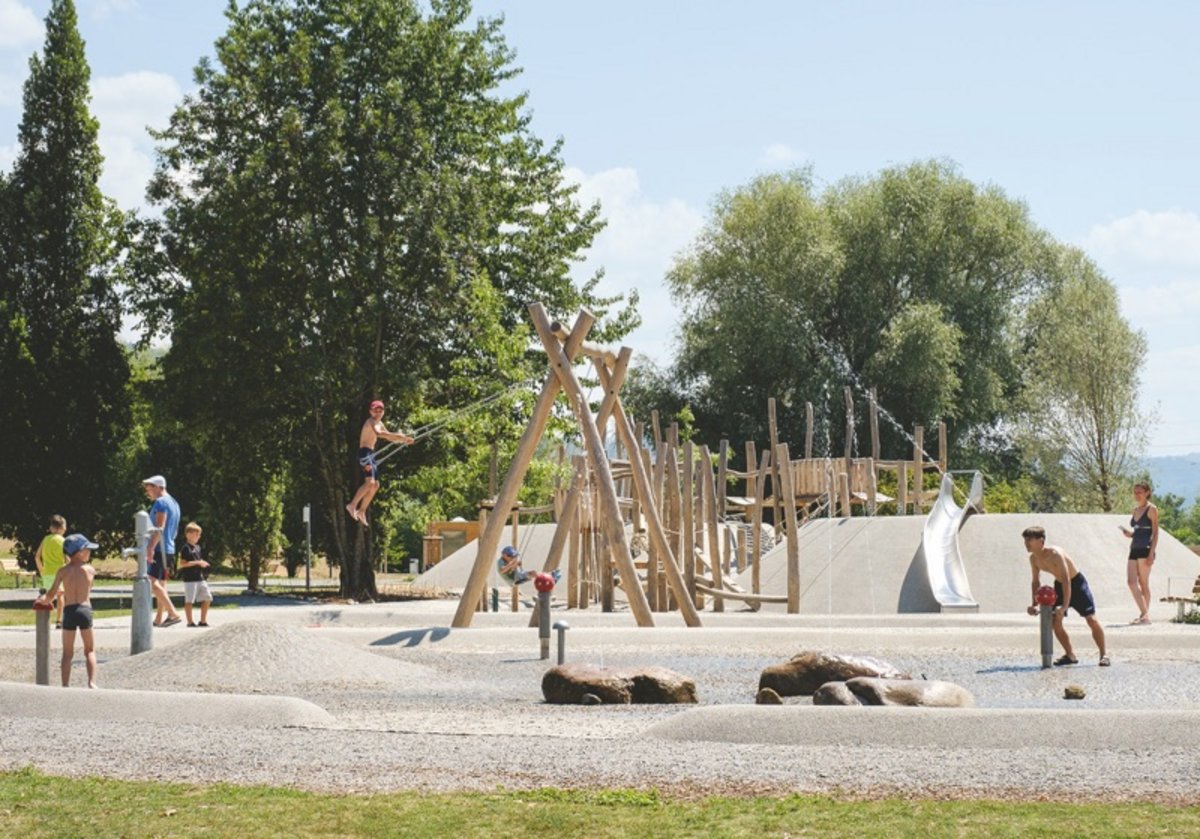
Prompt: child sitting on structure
<box><xmin>496</xmin><ymin>546</ymin><xmax>560</xmax><ymax>587</ymax></box>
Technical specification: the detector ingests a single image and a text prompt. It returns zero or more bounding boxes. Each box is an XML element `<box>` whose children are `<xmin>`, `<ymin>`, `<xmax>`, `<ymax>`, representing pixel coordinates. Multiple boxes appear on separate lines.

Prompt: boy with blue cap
<box><xmin>36</xmin><ymin>533</ymin><xmax>99</xmax><ymax>688</ymax></box>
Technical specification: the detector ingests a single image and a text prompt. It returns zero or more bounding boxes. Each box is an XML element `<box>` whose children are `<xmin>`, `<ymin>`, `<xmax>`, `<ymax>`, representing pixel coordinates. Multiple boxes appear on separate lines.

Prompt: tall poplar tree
<box><xmin>0</xmin><ymin>0</ymin><xmax>130</xmax><ymax>554</ymax></box>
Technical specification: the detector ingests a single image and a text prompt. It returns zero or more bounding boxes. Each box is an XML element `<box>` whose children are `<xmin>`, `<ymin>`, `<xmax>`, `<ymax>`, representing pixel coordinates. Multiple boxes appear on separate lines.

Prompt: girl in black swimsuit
<box><xmin>1121</xmin><ymin>481</ymin><xmax>1158</xmax><ymax>624</ymax></box>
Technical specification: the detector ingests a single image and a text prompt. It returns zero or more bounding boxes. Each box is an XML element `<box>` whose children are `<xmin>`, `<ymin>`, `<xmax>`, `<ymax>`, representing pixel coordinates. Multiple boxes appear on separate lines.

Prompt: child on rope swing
<box><xmin>496</xmin><ymin>545</ymin><xmax>560</xmax><ymax>587</ymax></box>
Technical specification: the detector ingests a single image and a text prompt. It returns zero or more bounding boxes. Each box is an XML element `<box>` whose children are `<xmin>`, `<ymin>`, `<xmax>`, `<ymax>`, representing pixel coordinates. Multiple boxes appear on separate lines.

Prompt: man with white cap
<box><xmin>36</xmin><ymin>533</ymin><xmax>99</xmax><ymax>688</ymax></box>
<box><xmin>142</xmin><ymin>475</ymin><xmax>183</xmax><ymax>627</ymax></box>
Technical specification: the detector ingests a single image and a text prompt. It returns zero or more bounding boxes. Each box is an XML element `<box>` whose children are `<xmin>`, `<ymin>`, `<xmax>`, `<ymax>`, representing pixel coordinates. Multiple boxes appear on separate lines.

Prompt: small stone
<box><xmin>1064</xmin><ymin>685</ymin><xmax>1086</xmax><ymax>700</ymax></box>
<box><xmin>756</xmin><ymin>687</ymin><xmax>783</xmax><ymax>705</ymax></box>
<box><xmin>581</xmin><ymin>693</ymin><xmax>602</xmax><ymax>706</ymax></box>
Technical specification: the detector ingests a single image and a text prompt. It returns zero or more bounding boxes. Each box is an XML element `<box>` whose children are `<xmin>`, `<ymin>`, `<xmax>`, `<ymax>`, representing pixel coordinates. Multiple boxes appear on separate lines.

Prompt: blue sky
<box><xmin>2</xmin><ymin>0</ymin><xmax>1198</xmax><ymax>457</ymax></box>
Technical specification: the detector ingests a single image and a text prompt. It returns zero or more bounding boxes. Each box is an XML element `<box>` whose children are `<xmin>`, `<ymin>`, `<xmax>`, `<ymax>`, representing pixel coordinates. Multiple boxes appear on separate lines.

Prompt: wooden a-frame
<box><xmin>451</xmin><ymin>303</ymin><xmax>702</xmax><ymax>628</ymax></box>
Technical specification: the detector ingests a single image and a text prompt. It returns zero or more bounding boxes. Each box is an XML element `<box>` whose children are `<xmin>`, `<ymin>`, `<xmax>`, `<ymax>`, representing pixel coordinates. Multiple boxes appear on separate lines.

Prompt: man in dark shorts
<box><xmin>36</xmin><ymin>533</ymin><xmax>100</xmax><ymax>688</ymax></box>
<box><xmin>345</xmin><ymin>400</ymin><xmax>414</xmax><ymax>526</ymax></box>
<box><xmin>1023</xmin><ymin>525</ymin><xmax>1109</xmax><ymax>666</ymax></box>
<box><xmin>143</xmin><ymin>475</ymin><xmax>183</xmax><ymax>627</ymax></box>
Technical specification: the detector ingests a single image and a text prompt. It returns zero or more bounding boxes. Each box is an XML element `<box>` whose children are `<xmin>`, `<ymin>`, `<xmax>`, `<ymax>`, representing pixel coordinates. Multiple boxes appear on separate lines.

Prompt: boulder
<box><xmin>629</xmin><ymin>666</ymin><xmax>698</xmax><ymax>704</ymax></box>
<box><xmin>542</xmin><ymin>664</ymin><xmax>697</xmax><ymax>705</ymax></box>
<box><xmin>812</xmin><ymin>681</ymin><xmax>861</xmax><ymax>705</ymax></box>
<box><xmin>758</xmin><ymin>651</ymin><xmax>911</xmax><ymax>697</ymax></box>
<box><xmin>845</xmin><ymin>677</ymin><xmax>974</xmax><ymax>708</ymax></box>
<box><xmin>755</xmin><ymin>687</ymin><xmax>783</xmax><ymax>705</ymax></box>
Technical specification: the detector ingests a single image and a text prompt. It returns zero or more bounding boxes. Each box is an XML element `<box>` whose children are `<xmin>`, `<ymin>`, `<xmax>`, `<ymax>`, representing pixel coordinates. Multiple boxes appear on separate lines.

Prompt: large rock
<box><xmin>812</xmin><ymin>681</ymin><xmax>861</xmax><ymax>705</ymax></box>
<box><xmin>758</xmin><ymin>651</ymin><xmax>910</xmax><ymax>697</ymax></box>
<box><xmin>542</xmin><ymin>664</ymin><xmax>697</xmax><ymax>705</ymax></box>
<box><xmin>845</xmin><ymin>677</ymin><xmax>975</xmax><ymax>708</ymax></box>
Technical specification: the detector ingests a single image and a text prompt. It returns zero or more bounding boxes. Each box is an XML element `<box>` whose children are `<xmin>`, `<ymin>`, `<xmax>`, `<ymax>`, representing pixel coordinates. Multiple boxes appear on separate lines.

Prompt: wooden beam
<box><xmin>451</xmin><ymin>308</ymin><xmax>592</xmax><ymax>628</ymax></box>
<box><xmin>804</xmin><ymin>401</ymin><xmax>814</xmax><ymax>460</ymax></box>
<box><xmin>592</xmin><ymin>358</ymin><xmax>703</xmax><ymax>627</ymax></box>
<box><xmin>776</xmin><ymin>443</ymin><xmax>801</xmax><ymax>613</ymax></box>
<box><xmin>531</xmin><ymin>316</ymin><xmax>654</xmax><ymax>626</ymax></box>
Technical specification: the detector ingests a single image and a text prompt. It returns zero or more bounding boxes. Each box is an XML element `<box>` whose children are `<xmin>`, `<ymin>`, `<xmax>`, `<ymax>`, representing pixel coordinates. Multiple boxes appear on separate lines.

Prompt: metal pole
<box><xmin>33</xmin><ymin>601</ymin><xmax>52</xmax><ymax>685</ymax></box>
<box><xmin>131</xmin><ymin>511</ymin><xmax>154</xmax><ymax>655</ymax></box>
<box><xmin>1040</xmin><ymin>604</ymin><xmax>1054</xmax><ymax>669</ymax></box>
<box><xmin>303</xmin><ymin>504</ymin><xmax>312</xmax><ymax>592</ymax></box>
<box><xmin>538</xmin><ymin>590</ymin><xmax>551</xmax><ymax>660</ymax></box>
<box><xmin>553</xmin><ymin>620</ymin><xmax>570</xmax><ymax>665</ymax></box>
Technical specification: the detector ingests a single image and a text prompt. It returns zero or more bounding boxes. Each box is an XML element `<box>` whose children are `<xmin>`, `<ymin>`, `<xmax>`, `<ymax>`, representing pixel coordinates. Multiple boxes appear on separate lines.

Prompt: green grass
<box><xmin>1</xmin><ymin>769</ymin><xmax>1197</xmax><ymax>838</ymax></box>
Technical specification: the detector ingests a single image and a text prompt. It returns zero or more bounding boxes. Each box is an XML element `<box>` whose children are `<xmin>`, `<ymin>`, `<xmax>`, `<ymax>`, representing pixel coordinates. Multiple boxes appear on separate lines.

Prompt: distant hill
<box><xmin>1144</xmin><ymin>453</ymin><xmax>1200</xmax><ymax>506</ymax></box>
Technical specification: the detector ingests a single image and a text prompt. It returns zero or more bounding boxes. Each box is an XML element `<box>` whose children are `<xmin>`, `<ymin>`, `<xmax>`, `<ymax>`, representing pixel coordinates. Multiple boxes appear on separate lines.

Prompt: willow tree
<box><xmin>0</xmin><ymin>0</ymin><xmax>129</xmax><ymax>555</ymax></box>
<box><xmin>1020</xmin><ymin>249</ymin><xmax>1149</xmax><ymax>511</ymax></box>
<box><xmin>132</xmin><ymin>0</ymin><xmax>615</xmax><ymax>597</ymax></box>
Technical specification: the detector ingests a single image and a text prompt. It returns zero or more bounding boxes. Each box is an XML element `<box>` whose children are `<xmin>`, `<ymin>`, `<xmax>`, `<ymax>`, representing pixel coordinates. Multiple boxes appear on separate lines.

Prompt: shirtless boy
<box><xmin>36</xmin><ymin>533</ymin><xmax>99</xmax><ymax>688</ymax></box>
<box><xmin>346</xmin><ymin>399</ymin><xmax>414</xmax><ymax>526</ymax></box>
<box><xmin>1023</xmin><ymin>525</ymin><xmax>1109</xmax><ymax>667</ymax></box>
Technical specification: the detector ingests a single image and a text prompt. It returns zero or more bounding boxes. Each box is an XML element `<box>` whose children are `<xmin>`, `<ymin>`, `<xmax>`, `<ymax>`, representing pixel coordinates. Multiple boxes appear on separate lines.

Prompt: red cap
<box><xmin>369</xmin><ymin>400</ymin><xmax>384</xmax><ymax>410</ymax></box>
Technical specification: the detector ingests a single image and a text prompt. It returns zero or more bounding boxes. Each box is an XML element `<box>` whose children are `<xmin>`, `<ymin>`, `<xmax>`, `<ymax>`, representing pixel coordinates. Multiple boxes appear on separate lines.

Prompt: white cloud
<box><xmin>90</xmin><ymin>70</ymin><xmax>181</xmax><ymax>209</ymax></box>
<box><xmin>760</xmin><ymin>142</ymin><xmax>803</xmax><ymax>167</ymax></box>
<box><xmin>0</xmin><ymin>141</ymin><xmax>16</xmax><ymax>170</ymax></box>
<box><xmin>564</xmin><ymin>166</ymin><xmax>704</xmax><ymax>365</ymax></box>
<box><xmin>0</xmin><ymin>0</ymin><xmax>41</xmax><ymax>49</ymax></box>
<box><xmin>86</xmin><ymin>0</ymin><xmax>137</xmax><ymax>20</ymax></box>
<box><xmin>1079</xmin><ymin>209</ymin><xmax>1200</xmax><ymax>456</ymax></box>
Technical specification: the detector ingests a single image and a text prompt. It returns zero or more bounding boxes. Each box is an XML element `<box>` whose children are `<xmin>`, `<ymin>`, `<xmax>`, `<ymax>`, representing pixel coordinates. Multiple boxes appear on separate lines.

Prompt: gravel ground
<box><xmin>2</xmin><ymin>600</ymin><xmax>1199</xmax><ymax>802</ymax></box>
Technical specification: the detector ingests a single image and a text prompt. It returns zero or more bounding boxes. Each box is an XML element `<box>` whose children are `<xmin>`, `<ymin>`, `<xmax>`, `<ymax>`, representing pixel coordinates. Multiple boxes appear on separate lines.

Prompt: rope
<box><xmin>372</xmin><ymin>376</ymin><xmax>539</xmax><ymax>467</ymax></box>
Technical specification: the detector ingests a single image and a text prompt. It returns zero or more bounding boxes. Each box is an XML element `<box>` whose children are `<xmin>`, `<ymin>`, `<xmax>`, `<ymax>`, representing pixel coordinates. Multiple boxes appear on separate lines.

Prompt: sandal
<box><xmin>1053</xmin><ymin>654</ymin><xmax>1078</xmax><ymax>666</ymax></box>
<box><xmin>1099</xmin><ymin>655</ymin><xmax>1111</xmax><ymax>667</ymax></box>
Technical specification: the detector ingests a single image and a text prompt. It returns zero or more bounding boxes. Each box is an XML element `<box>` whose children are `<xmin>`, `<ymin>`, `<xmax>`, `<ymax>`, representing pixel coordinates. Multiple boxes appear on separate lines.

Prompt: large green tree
<box><xmin>133</xmin><ymin>0</ymin><xmax>621</xmax><ymax>597</ymax></box>
<box><xmin>653</xmin><ymin>161</ymin><xmax>1053</xmax><ymax>466</ymax></box>
<box><xmin>1019</xmin><ymin>248</ymin><xmax>1149</xmax><ymax>512</ymax></box>
<box><xmin>0</xmin><ymin>0</ymin><xmax>130</xmax><ymax>556</ymax></box>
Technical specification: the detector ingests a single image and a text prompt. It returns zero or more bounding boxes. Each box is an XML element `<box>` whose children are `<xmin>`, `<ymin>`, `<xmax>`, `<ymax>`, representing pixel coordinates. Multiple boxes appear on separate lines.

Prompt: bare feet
<box><xmin>346</xmin><ymin>502</ymin><xmax>358</xmax><ymax>521</ymax></box>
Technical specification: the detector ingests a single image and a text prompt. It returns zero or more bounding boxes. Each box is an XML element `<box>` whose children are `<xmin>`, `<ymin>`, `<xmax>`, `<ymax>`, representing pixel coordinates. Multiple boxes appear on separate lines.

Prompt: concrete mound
<box><xmin>101</xmin><ymin>621</ymin><xmax>437</xmax><ymax>695</ymax></box>
<box><xmin>0</xmin><ymin>680</ymin><xmax>334</xmax><ymax>728</ymax></box>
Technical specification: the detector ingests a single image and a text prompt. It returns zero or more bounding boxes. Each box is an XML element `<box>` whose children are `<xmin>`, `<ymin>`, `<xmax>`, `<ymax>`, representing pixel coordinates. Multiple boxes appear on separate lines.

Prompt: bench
<box><xmin>1</xmin><ymin>557</ymin><xmax>39</xmax><ymax>589</ymax></box>
<box><xmin>1161</xmin><ymin>575</ymin><xmax>1200</xmax><ymax>621</ymax></box>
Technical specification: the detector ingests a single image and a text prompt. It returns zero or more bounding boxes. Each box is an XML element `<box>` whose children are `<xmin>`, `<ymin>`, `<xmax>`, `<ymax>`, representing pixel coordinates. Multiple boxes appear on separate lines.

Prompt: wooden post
<box><xmin>804</xmin><ymin>401</ymin><xmax>814</xmax><ymax>460</ymax></box>
<box><xmin>452</xmin><ymin>308</ymin><xmax>593</xmax><ymax>628</ymax></box>
<box><xmin>568</xmin><ymin>497</ymin><xmax>581</xmax><ymax>609</ymax></box>
<box><xmin>752</xmin><ymin>449</ymin><xmax>769</xmax><ymax>595</ymax></box>
<box><xmin>868</xmin><ymin>387</ymin><xmax>880</xmax><ymax>462</ymax></box>
<box><xmin>866</xmin><ymin>457</ymin><xmax>878</xmax><ymax>517</ymax></box>
<box><xmin>591</xmin><ymin>359</ymin><xmax>702</xmax><ymax>627</ymax></box>
<box><xmin>776</xmin><ymin>443</ymin><xmax>801</xmax><ymax>613</ymax></box>
<box><xmin>897</xmin><ymin>461</ymin><xmax>909</xmax><ymax>516</ymax></box>
<box><xmin>531</xmin><ymin>309</ymin><xmax>654</xmax><ymax>626</ymax></box>
<box><xmin>737</xmin><ymin>526</ymin><xmax>747</xmax><ymax>576</ymax></box>
<box><xmin>682</xmin><ymin>439</ymin><xmax>696</xmax><ymax>606</ymax></box>
<box><xmin>717</xmin><ymin>439</ymin><xmax>729</xmax><ymax>522</ymax></box>
<box><xmin>768</xmin><ymin>398</ymin><xmax>783</xmax><ymax>533</ymax></box>
<box><xmin>651</xmin><ymin>409</ymin><xmax>662</xmax><ymax>454</ymax></box>
<box><xmin>838</xmin><ymin>472</ymin><xmax>852</xmax><ymax>518</ymax></box>
<box><xmin>912</xmin><ymin>424</ymin><xmax>925</xmax><ymax>513</ymax></box>
<box><xmin>663</xmin><ymin>439</ymin><xmax>682</xmax><ymax>613</ymax></box>
<box><xmin>843</xmin><ymin>387</ymin><xmax>855</xmax><ymax>506</ymax></box>
<box><xmin>700</xmin><ymin>446</ymin><xmax>723</xmax><ymax>612</ymax></box>
<box><xmin>642</xmin><ymin>446</ymin><xmax>658</xmax><ymax>611</ymax></box>
<box><xmin>938</xmin><ymin>420</ymin><xmax>948</xmax><ymax>473</ymax></box>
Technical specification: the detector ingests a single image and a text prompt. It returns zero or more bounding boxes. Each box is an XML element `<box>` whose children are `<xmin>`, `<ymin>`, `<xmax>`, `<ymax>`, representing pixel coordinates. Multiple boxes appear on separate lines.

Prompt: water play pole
<box><xmin>1036</xmin><ymin>585</ymin><xmax>1057</xmax><ymax>668</ymax></box>
<box><xmin>33</xmin><ymin>599</ymin><xmax>52</xmax><ymax>685</ymax></box>
<box><xmin>131</xmin><ymin>511</ymin><xmax>154</xmax><ymax>655</ymax></box>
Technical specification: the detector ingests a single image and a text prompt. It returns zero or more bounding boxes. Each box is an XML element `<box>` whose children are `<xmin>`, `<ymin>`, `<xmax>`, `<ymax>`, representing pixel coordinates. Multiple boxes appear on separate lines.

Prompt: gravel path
<box><xmin>2</xmin><ymin>600</ymin><xmax>1199</xmax><ymax>802</ymax></box>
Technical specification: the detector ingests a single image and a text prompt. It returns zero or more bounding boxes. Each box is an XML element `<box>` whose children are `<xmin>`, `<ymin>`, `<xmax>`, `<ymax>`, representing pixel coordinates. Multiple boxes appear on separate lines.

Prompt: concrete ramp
<box><xmin>737</xmin><ymin>510</ymin><xmax>1198</xmax><ymax>616</ymax></box>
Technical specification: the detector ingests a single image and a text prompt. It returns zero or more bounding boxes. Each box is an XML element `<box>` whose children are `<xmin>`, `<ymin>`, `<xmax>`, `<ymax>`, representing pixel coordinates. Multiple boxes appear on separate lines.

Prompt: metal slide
<box><xmin>920</xmin><ymin>472</ymin><xmax>984</xmax><ymax>611</ymax></box>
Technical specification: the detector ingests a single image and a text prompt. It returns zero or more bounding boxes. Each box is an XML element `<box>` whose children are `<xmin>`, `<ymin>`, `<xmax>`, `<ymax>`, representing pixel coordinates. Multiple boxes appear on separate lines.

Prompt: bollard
<box><xmin>33</xmin><ymin>600</ymin><xmax>53</xmax><ymax>686</ymax></box>
<box><xmin>552</xmin><ymin>620</ymin><xmax>570</xmax><ymax>665</ymax></box>
<box><xmin>129</xmin><ymin>511</ymin><xmax>156</xmax><ymax>655</ymax></box>
<box><xmin>1036</xmin><ymin>585</ymin><xmax>1057</xmax><ymax>668</ymax></box>
<box><xmin>491</xmin><ymin>587</ymin><xmax>499</xmax><ymax>613</ymax></box>
<box><xmin>534</xmin><ymin>573</ymin><xmax>555</xmax><ymax>661</ymax></box>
